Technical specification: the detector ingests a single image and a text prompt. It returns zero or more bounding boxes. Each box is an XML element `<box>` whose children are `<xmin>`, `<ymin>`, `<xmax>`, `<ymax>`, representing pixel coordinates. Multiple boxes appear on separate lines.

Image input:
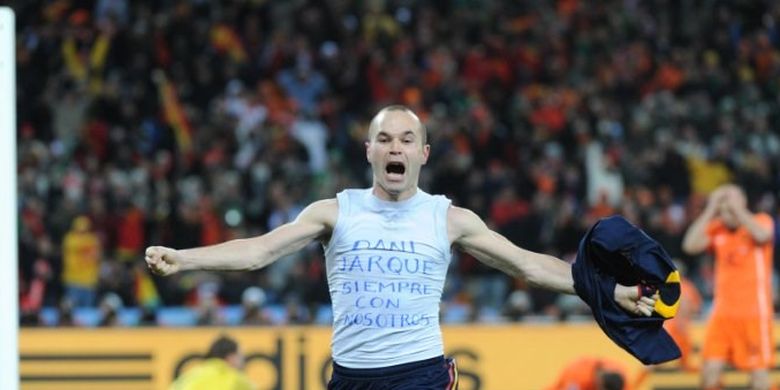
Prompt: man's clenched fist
<box><xmin>145</xmin><ymin>246</ymin><xmax>182</xmax><ymax>276</ymax></box>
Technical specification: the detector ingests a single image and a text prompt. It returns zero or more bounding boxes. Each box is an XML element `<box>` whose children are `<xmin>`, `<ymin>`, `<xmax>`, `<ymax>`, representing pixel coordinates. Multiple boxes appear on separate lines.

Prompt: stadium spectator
<box><xmin>115</xmin><ymin>201</ymin><xmax>146</xmax><ymax>263</ymax></box>
<box><xmin>683</xmin><ymin>184</ymin><xmax>775</xmax><ymax>390</ymax></box>
<box><xmin>61</xmin><ymin>216</ymin><xmax>102</xmax><ymax>307</ymax></box>
<box><xmin>502</xmin><ymin>289</ymin><xmax>532</xmax><ymax>321</ymax></box>
<box><xmin>194</xmin><ymin>281</ymin><xmax>224</xmax><ymax>326</ymax></box>
<box><xmin>57</xmin><ymin>297</ymin><xmax>76</xmax><ymax>327</ymax></box>
<box><xmin>98</xmin><ymin>292</ymin><xmax>123</xmax><ymax>327</ymax></box>
<box><xmin>19</xmin><ymin>258</ymin><xmax>53</xmax><ymax>325</ymax></box>
<box><xmin>239</xmin><ymin>287</ymin><xmax>271</xmax><ymax>326</ymax></box>
<box><xmin>169</xmin><ymin>334</ymin><xmax>255</xmax><ymax>390</ymax></box>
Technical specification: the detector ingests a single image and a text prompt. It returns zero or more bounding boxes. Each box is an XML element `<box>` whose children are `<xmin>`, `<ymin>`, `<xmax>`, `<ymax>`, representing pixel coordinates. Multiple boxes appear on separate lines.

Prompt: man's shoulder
<box><xmin>446</xmin><ymin>205</ymin><xmax>475</xmax><ymax>222</ymax></box>
<box><xmin>446</xmin><ymin>205</ymin><xmax>485</xmax><ymax>241</ymax></box>
<box><xmin>307</xmin><ymin>198</ymin><xmax>339</xmax><ymax>212</ymax></box>
<box><xmin>310</xmin><ymin>197</ymin><xmax>338</xmax><ymax>206</ymax></box>
<box><xmin>300</xmin><ymin>198</ymin><xmax>339</xmax><ymax>228</ymax></box>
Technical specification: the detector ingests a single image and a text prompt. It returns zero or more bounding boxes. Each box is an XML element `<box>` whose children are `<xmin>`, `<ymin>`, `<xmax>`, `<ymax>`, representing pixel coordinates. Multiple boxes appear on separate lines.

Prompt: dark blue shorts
<box><xmin>328</xmin><ymin>355</ymin><xmax>458</xmax><ymax>390</ymax></box>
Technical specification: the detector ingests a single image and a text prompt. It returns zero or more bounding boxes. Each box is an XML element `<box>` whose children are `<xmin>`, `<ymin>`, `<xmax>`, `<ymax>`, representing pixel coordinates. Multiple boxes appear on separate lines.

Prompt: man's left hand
<box><xmin>614</xmin><ymin>284</ymin><xmax>656</xmax><ymax>316</ymax></box>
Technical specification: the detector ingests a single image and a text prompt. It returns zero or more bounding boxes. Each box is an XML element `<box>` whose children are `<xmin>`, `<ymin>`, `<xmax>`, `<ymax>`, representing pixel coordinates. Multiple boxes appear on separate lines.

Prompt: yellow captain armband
<box><xmin>653</xmin><ymin>270</ymin><xmax>681</xmax><ymax>319</ymax></box>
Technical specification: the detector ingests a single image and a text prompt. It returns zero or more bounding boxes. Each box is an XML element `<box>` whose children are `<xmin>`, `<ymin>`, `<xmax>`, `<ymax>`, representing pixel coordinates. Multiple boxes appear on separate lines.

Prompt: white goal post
<box><xmin>0</xmin><ymin>6</ymin><xmax>18</xmax><ymax>390</ymax></box>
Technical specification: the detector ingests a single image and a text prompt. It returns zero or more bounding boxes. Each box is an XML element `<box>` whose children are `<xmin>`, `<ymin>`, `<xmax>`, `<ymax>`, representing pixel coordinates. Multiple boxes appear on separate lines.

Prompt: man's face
<box><xmin>717</xmin><ymin>187</ymin><xmax>745</xmax><ymax>229</ymax></box>
<box><xmin>717</xmin><ymin>197</ymin><xmax>738</xmax><ymax>228</ymax></box>
<box><xmin>366</xmin><ymin>110</ymin><xmax>430</xmax><ymax>200</ymax></box>
<box><xmin>227</xmin><ymin>349</ymin><xmax>245</xmax><ymax>369</ymax></box>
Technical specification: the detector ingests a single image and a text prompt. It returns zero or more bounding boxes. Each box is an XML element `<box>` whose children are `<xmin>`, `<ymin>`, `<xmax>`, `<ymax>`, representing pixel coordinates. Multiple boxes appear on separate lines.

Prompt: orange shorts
<box><xmin>702</xmin><ymin>315</ymin><xmax>774</xmax><ymax>370</ymax></box>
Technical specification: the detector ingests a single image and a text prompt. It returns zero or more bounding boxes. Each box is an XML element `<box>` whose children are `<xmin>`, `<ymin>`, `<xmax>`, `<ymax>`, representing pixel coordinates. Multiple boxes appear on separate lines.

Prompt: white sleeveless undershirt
<box><xmin>323</xmin><ymin>188</ymin><xmax>453</xmax><ymax>368</ymax></box>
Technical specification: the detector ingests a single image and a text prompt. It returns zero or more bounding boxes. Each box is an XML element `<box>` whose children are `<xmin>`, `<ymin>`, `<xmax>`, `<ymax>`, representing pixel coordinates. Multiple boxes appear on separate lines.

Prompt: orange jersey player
<box><xmin>546</xmin><ymin>357</ymin><xmax>631</xmax><ymax>390</ymax></box>
<box><xmin>682</xmin><ymin>184</ymin><xmax>775</xmax><ymax>390</ymax></box>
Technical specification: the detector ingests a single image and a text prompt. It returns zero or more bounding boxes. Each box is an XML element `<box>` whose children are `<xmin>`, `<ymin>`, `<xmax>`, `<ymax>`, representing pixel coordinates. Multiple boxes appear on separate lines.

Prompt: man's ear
<box><xmin>365</xmin><ymin>141</ymin><xmax>371</xmax><ymax>163</ymax></box>
<box><xmin>421</xmin><ymin>144</ymin><xmax>431</xmax><ymax>165</ymax></box>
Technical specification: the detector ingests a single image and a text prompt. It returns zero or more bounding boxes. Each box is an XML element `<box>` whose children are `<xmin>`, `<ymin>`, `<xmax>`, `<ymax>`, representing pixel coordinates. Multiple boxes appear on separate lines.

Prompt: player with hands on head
<box><xmin>147</xmin><ymin>105</ymin><xmax>656</xmax><ymax>389</ymax></box>
<box><xmin>682</xmin><ymin>184</ymin><xmax>775</xmax><ymax>390</ymax></box>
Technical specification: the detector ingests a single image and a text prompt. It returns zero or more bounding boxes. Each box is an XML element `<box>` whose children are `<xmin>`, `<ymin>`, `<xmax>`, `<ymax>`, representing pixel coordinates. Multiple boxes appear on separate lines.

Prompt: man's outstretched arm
<box><xmin>448</xmin><ymin>206</ymin><xmax>655</xmax><ymax>316</ymax></box>
<box><xmin>145</xmin><ymin>199</ymin><xmax>337</xmax><ymax>275</ymax></box>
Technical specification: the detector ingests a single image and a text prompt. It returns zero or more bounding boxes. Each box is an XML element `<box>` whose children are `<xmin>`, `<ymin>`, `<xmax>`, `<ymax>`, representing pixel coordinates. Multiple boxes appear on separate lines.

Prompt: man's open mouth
<box><xmin>385</xmin><ymin>162</ymin><xmax>406</xmax><ymax>179</ymax></box>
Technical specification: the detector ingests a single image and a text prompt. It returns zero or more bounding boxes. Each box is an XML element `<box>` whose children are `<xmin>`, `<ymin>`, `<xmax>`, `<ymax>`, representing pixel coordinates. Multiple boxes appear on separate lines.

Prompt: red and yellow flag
<box><xmin>134</xmin><ymin>267</ymin><xmax>161</xmax><ymax>309</ymax></box>
<box><xmin>157</xmin><ymin>74</ymin><xmax>194</xmax><ymax>156</ymax></box>
<box><xmin>210</xmin><ymin>24</ymin><xmax>248</xmax><ymax>63</ymax></box>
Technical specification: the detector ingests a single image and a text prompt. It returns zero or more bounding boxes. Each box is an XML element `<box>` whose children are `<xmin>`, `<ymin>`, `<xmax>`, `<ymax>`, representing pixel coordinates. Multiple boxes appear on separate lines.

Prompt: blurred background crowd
<box><xmin>12</xmin><ymin>0</ymin><xmax>780</xmax><ymax>327</ymax></box>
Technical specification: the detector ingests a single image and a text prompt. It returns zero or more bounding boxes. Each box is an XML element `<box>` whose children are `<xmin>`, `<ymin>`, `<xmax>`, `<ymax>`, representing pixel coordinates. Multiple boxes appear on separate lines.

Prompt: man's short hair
<box><xmin>368</xmin><ymin>105</ymin><xmax>428</xmax><ymax>145</ymax></box>
<box><xmin>600</xmin><ymin>372</ymin><xmax>625</xmax><ymax>390</ymax></box>
<box><xmin>206</xmin><ymin>335</ymin><xmax>239</xmax><ymax>360</ymax></box>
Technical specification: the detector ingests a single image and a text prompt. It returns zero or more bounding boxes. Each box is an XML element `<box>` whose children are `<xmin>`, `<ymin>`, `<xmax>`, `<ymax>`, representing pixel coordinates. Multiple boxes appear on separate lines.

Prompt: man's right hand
<box><xmin>703</xmin><ymin>187</ymin><xmax>728</xmax><ymax>216</ymax></box>
<box><xmin>145</xmin><ymin>246</ymin><xmax>183</xmax><ymax>276</ymax></box>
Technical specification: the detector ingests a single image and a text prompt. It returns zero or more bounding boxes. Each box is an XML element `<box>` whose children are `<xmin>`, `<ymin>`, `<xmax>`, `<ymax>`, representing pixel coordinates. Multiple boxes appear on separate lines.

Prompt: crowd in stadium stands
<box><xmin>14</xmin><ymin>0</ymin><xmax>780</xmax><ymax>326</ymax></box>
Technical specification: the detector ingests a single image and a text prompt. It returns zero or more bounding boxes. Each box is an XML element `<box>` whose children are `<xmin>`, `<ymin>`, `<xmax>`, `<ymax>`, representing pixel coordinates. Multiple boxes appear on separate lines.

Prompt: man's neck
<box><xmin>372</xmin><ymin>185</ymin><xmax>417</xmax><ymax>202</ymax></box>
